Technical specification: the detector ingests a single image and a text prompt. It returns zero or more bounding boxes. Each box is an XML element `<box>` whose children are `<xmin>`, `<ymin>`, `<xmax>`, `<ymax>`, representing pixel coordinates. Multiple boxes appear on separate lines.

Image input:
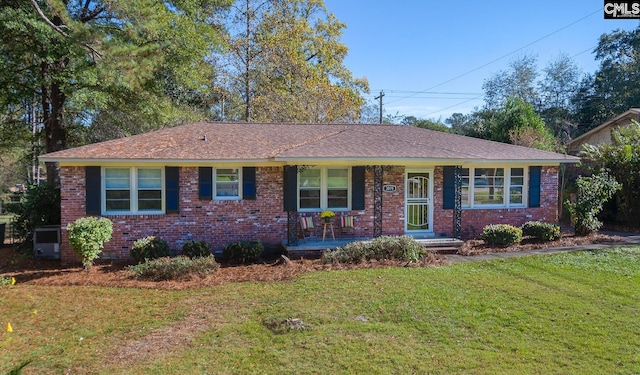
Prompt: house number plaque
<box><xmin>383</xmin><ymin>185</ymin><xmax>396</xmax><ymax>192</ymax></box>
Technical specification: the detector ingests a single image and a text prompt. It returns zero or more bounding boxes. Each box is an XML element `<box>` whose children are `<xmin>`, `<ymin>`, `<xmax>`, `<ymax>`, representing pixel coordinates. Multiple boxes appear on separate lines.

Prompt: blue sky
<box><xmin>322</xmin><ymin>0</ymin><xmax>640</xmax><ymax>121</ymax></box>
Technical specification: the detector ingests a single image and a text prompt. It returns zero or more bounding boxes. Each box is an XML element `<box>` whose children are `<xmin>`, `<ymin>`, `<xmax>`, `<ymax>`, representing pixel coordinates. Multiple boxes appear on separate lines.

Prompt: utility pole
<box><xmin>374</xmin><ymin>90</ymin><xmax>384</xmax><ymax>124</ymax></box>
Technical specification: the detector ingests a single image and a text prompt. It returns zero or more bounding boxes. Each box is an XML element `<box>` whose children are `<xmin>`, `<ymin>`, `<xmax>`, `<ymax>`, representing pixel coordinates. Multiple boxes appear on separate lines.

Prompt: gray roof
<box><xmin>40</xmin><ymin>122</ymin><xmax>579</xmax><ymax>164</ymax></box>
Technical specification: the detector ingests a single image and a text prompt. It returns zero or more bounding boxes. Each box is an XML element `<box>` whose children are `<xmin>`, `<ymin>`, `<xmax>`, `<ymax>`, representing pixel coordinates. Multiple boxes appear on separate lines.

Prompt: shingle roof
<box><xmin>40</xmin><ymin>122</ymin><xmax>579</xmax><ymax>164</ymax></box>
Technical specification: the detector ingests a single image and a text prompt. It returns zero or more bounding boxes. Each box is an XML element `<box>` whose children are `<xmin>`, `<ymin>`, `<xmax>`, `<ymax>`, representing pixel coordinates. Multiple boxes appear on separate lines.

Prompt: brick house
<box><xmin>40</xmin><ymin>122</ymin><xmax>579</xmax><ymax>263</ymax></box>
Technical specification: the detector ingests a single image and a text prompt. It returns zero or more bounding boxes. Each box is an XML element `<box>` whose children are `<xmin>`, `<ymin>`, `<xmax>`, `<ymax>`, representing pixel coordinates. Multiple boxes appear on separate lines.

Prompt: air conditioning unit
<box><xmin>34</xmin><ymin>226</ymin><xmax>61</xmax><ymax>260</ymax></box>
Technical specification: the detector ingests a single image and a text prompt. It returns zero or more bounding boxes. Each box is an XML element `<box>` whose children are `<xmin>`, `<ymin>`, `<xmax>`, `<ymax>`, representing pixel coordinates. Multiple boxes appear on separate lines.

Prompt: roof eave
<box><xmin>40</xmin><ymin>157</ymin><xmax>276</xmax><ymax>166</ymax></box>
<box><xmin>566</xmin><ymin>108</ymin><xmax>640</xmax><ymax>147</ymax></box>
<box><xmin>274</xmin><ymin>157</ymin><xmax>580</xmax><ymax>165</ymax></box>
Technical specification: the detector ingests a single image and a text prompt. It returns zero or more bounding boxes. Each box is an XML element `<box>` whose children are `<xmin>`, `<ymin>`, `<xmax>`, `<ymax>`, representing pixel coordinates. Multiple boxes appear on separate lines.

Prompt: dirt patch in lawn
<box><xmin>0</xmin><ymin>232</ymin><xmax>630</xmax><ymax>290</ymax></box>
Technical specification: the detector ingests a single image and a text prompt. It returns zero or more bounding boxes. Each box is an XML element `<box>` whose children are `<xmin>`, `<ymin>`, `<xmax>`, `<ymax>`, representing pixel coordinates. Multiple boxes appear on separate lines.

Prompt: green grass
<box><xmin>2</xmin><ymin>246</ymin><xmax>640</xmax><ymax>374</ymax></box>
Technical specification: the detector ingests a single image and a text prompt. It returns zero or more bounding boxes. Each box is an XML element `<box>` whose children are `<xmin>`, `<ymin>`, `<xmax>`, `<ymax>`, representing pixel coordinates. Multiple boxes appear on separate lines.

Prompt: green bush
<box><xmin>322</xmin><ymin>235</ymin><xmax>428</xmax><ymax>264</ymax></box>
<box><xmin>481</xmin><ymin>224</ymin><xmax>523</xmax><ymax>246</ymax></box>
<box><xmin>67</xmin><ymin>217</ymin><xmax>113</xmax><ymax>268</ymax></box>
<box><xmin>223</xmin><ymin>240</ymin><xmax>263</xmax><ymax>264</ymax></box>
<box><xmin>128</xmin><ymin>256</ymin><xmax>219</xmax><ymax>281</ymax></box>
<box><xmin>565</xmin><ymin>172</ymin><xmax>621</xmax><ymax>236</ymax></box>
<box><xmin>130</xmin><ymin>236</ymin><xmax>170</xmax><ymax>263</ymax></box>
<box><xmin>521</xmin><ymin>221</ymin><xmax>561</xmax><ymax>242</ymax></box>
<box><xmin>6</xmin><ymin>183</ymin><xmax>60</xmax><ymax>251</ymax></box>
<box><xmin>181</xmin><ymin>240</ymin><xmax>211</xmax><ymax>259</ymax></box>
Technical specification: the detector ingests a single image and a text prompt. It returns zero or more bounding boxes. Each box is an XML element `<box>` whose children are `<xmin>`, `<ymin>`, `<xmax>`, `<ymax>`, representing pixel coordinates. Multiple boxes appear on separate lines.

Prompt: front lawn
<box><xmin>1</xmin><ymin>246</ymin><xmax>639</xmax><ymax>374</ymax></box>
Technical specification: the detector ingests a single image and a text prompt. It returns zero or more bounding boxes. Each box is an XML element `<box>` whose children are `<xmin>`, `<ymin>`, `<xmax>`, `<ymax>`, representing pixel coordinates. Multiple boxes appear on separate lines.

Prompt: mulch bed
<box><xmin>0</xmin><ymin>232</ymin><xmax>629</xmax><ymax>290</ymax></box>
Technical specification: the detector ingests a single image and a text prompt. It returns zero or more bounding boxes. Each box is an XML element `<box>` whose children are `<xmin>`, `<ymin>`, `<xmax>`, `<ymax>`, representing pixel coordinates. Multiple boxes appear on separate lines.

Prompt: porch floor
<box><xmin>283</xmin><ymin>236</ymin><xmax>464</xmax><ymax>258</ymax></box>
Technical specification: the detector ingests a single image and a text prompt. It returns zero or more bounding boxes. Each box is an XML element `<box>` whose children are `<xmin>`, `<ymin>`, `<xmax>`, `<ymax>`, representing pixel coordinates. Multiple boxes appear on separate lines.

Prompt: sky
<box><xmin>322</xmin><ymin>0</ymin><xmax>640</xmax><ymax>122</ymax></box>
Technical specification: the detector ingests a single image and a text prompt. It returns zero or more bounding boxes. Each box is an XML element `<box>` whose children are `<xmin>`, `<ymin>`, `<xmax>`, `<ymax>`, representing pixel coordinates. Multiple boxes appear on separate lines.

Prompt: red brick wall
<box><xmin>59</xmin><ymin>164</ymin><xmax>560</xmax><ymax>263</ymax></box>
<box><xmin>432</xmin><ymin>166</ymin><xmax>559</xmax><ymax>239</ymax></box>
<box><xmin>60</xmin><ymin>166</ymin><xmax>290</xmax><ymax>263</ymax></box>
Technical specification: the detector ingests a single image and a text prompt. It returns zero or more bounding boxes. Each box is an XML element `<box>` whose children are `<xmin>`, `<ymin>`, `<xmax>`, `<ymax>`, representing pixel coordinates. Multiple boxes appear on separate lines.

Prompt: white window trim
<box><xmin>297</xmin><ymin>166</ymin><xmax>351</xmax><ymax>212</ymax></box>
<box><xmin>212</xmin><ymin>167</ymin><xmax>242</xmax><ymax>200</ymax></box>
<box><xmin>461</xmin><ymin>166</ymin><xmax>528</xmax><ymax>209</ymax></box>
<box><xmin>102</xmin><ymin>167</ymin><xmax>165</xmax><ymax>215</ymax></box>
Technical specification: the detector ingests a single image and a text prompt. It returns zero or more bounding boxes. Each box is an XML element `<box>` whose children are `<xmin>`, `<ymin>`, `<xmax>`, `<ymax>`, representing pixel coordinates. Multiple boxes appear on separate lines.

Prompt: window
<box><xmin>214</xmin><ymin>168</ymin><xmax>240</xmax><ymax>199</ymax></box>
<box><xmin>509</xmin><ymin>168</ymin><xmax>524</xmax><ymax>205</ymax></box>
<box><xmin>299</xmin><ymin>168</ymin><xmax>321</xmax><ymax>209</ymax></box>
<box><xmin>327</xmin><ymin>168</ymin><xmax>349</xmax><ymax>208</ymax></box>
<box><xmin>474</xmin><ymin>168</ymin><xmax>504</xmax><ymax>206</ymax></box>
<box><xmin>104</xmin><ymin>167</ymin><xmax>163</xmax><ymax>213</ymax></box>
<box><xmin>459</xmin><ymin>167</ymin><xmax>526</xmax><ymax>208</ymax></box>
<box><xmin>137</xmin><ymin>168</ymin><xmax>162</xmax><ymax>210</ymax></box>
<box><xmin>298</xmin><ymin>167</ymin><xmax>350</xmax><ymax>210</ymax></box>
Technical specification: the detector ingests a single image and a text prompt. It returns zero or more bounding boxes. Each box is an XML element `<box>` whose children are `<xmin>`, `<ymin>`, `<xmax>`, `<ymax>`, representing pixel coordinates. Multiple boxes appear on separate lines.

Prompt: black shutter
<box><xmin>86</xmin><ymin>166</ymin><xmax>101</xmax><ymax>216</ymax></box>
<box><xmin>165</xmin><ymin>167</ymin><xmax>179</xmax><ymax>214</ymax></box>
<box><xmin>443</xmin><ymin>166</ymin><xmax>455</xmax><ymax>209</ymax></box>
<box><xmin>529</xmin><ymin>166</ymin><xmax>541</xmax><ymax>208</ymax></box>
<box><xmin>283</xmin><ymin>166</ymin><xmax>298</xmax><ymax>212</ymax></box>
<box><xmin>242</xmin><ymin>167</ymin><xmax>256</xmax><ymax>200</ymax></box>
<box><xmin>199</xmin><ymin>167</ymin><xmax>212</xmax><ymax>200</ymax></box>
<box><xmin>351</xmin><ymin>166</ymin><xmax>365</xmax><ymax>210</ymax></box>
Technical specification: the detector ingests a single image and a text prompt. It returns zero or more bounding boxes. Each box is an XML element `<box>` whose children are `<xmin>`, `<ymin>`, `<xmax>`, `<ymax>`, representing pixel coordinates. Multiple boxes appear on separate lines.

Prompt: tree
<box><xmin>573</xmin><ymin>26</ymin><xmax>640</xmax><ymax>134</ymax></box>
<box><xmin>482</xmin><ymin>54</ymin><xmax>539</xmax><ymax>110</ymax></box>
<box><xmin>485</xmin><ymin>97</ymin><xmax>558</xmax><ymax>151</ymax></box>
<box><xmin>446</xmin><ymin>110</ymin><xmax>491</xmax><ymax>138</ymax></box>
<box><xmin>537</xmin><ymin>54</ymin><xmax>581</xmax><ymax>142</ymax></box>
<box><xmin>0</xmin><ymin>0</ymin><xmax>230</xmax><ymax>186</ymax></box>
<box><xmin>219</xmin><ymin>0</ymin><xmax>368</xmax><ymax>123</ymax></box>
<box><xmin>402</xmin><ymin>116</ymin><xmax>449</xmax><ymax>132</ymax></box>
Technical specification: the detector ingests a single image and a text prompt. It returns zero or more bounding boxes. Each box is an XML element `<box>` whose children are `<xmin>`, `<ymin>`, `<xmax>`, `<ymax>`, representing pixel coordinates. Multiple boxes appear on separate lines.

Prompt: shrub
<box><xmin>481</xmin><ymin>224</ymin><xmax>522</xmax><ymax>247</ymax></box>
<box><xmin>322</xmin><ymin>235</ymin><xmax>428</xmax><ymax>264</ymax></box>
<box><xmin>181</xmin><ymin>240</ymin><xmax>211</xmax><ymax>259</ymax></box>
<box><xmin>223</xmin><ymin>240</ymin><xmax>263</xmax><ymax>264</ymax></box>
<box><xmin>521</xmin><ymin>221</ymin><xmax>561</xmax><ymax>242</ymax></box>
<box><xmin>6</xmin><ymin>183</ymin><xmax>60</xmax><ymax>251</ymax></box>
<box><xmin>67</xmin><ymin>217</ymin><xmax>113</xmax><ymax>269</ymax></box>
<box><xmin>565</xmin><ymin>172</ymin><xmax>621</xmax><ymax>236</ymax></box>
<box><xmin>130</xmin><ymin>236</ymin><xmax>170</xmax><ymax>263</ymax></box>
<box><xmin>128</xmin><ymin>256</ymin><xmax>219</xmax><ymax>281</ymax></box>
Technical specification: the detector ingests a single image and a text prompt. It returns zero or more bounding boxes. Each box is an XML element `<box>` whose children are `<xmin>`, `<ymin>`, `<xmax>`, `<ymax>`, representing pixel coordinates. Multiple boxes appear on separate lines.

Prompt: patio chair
<box><xmin>299</xmin><ymin>216</ymin><xmax>315</xmax><ymax>242</ymax></box>
<box><xmin>339</xmin><ymin>215</ymin><xmax>356</xmax><ymax>239</ymax></box>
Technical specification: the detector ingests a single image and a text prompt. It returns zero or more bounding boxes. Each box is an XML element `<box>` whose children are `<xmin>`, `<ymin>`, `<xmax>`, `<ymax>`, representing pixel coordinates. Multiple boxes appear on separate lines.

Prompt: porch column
<box><xmin>454</xmin><ymin>165</ymin><xmax>462</xmax><ymax>239</ymax></box>
<box><xmin>366</xmin><ymin>165</ymin><xmax>389</xmax><ymax>238</ymax></box>
<box><xmin>287</xmin><ymin>211</ymin><xmax>299</xmax><ymax>246</ymax></box>
<box><xmin>284</xmin><ymin>165</ymin><xmax>299</xmax><ymax>246</ymax></box>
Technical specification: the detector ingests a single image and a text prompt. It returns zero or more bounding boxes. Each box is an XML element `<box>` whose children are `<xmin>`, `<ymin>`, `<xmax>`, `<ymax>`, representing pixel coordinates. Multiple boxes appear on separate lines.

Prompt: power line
<box><xmin>385</xmin><ymin>8</ymin><xmax>602</xmax><ymax>106</ymax></box>
<box><xmin>420</xmin><ymin>44</ymin><xmax>600</xmax><ymax>118</ymax></box>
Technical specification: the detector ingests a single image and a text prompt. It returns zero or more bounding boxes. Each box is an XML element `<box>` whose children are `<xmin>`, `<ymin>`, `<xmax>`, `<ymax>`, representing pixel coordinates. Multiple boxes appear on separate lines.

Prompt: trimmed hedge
<box><xmin>130</xmin><ymin>236</ymin><xmax>170</xmax><ymax>263</ymax></box>
<box><xmin>223</xmin><ymin>240</ymin><xmax>263</xmax><ymax>264</ymax></box>
<box><xmin>521</xmin><ymin>221</ymin><xmax>561</xmax><ymax>242</ymax></box>
<box><xmin>481</xmin><ymin>224</ymin><xmax>522</xmax><ymax>246</ymax></box>
<box><xmin>181</xmin><ymin>240</ymin><xmax>211</xmax><ymax>259</ymax></box>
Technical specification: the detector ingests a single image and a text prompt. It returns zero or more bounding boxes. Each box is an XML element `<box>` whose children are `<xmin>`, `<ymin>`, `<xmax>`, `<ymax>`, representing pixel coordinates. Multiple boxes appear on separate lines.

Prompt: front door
<box><xmin>405</xmin><ymin>171</ymin><xmax>433</xmax><ymax>233</ymax></box>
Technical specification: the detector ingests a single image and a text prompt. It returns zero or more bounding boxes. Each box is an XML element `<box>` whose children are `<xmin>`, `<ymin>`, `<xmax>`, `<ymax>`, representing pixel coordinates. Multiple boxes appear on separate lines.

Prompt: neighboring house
<box><xmin>566</xmin><ymin>108</ymin><xmax>640</xmax><ymax>155</ymax></box>
<box><xmin>40</xmin><ymin>122</ymin><xmax>579</xmax><ymax>264</ymax></box>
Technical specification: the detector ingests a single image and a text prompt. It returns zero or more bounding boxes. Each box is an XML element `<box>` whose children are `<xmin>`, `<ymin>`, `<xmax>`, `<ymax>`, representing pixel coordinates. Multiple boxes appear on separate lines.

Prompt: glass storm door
<box><xmin>405</xmin><ymin>171</ymin><xmax>432</xmax><ymax>232</ymax></box>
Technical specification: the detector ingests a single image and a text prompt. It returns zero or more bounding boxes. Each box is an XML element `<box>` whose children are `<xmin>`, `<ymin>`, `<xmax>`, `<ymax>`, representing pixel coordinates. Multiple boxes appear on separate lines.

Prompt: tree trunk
<box><xmin>42</xmin><ymin>66</ymin><xmax>67</xmax><ymax>187</ymax></box>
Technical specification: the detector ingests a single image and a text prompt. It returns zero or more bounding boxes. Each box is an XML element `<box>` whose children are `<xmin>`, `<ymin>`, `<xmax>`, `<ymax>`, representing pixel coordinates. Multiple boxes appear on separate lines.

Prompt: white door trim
<box><xmin>405</xmin><ymin>169</ymin><xmax>434</xmax><ymax>234</ymax></box>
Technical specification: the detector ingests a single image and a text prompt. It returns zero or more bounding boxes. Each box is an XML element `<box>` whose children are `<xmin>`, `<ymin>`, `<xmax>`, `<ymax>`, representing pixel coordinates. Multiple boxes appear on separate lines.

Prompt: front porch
<box><xmin>283</xmin><ymin>236</ymin><xmax>464</xmax><ymax>259</ymax></box>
